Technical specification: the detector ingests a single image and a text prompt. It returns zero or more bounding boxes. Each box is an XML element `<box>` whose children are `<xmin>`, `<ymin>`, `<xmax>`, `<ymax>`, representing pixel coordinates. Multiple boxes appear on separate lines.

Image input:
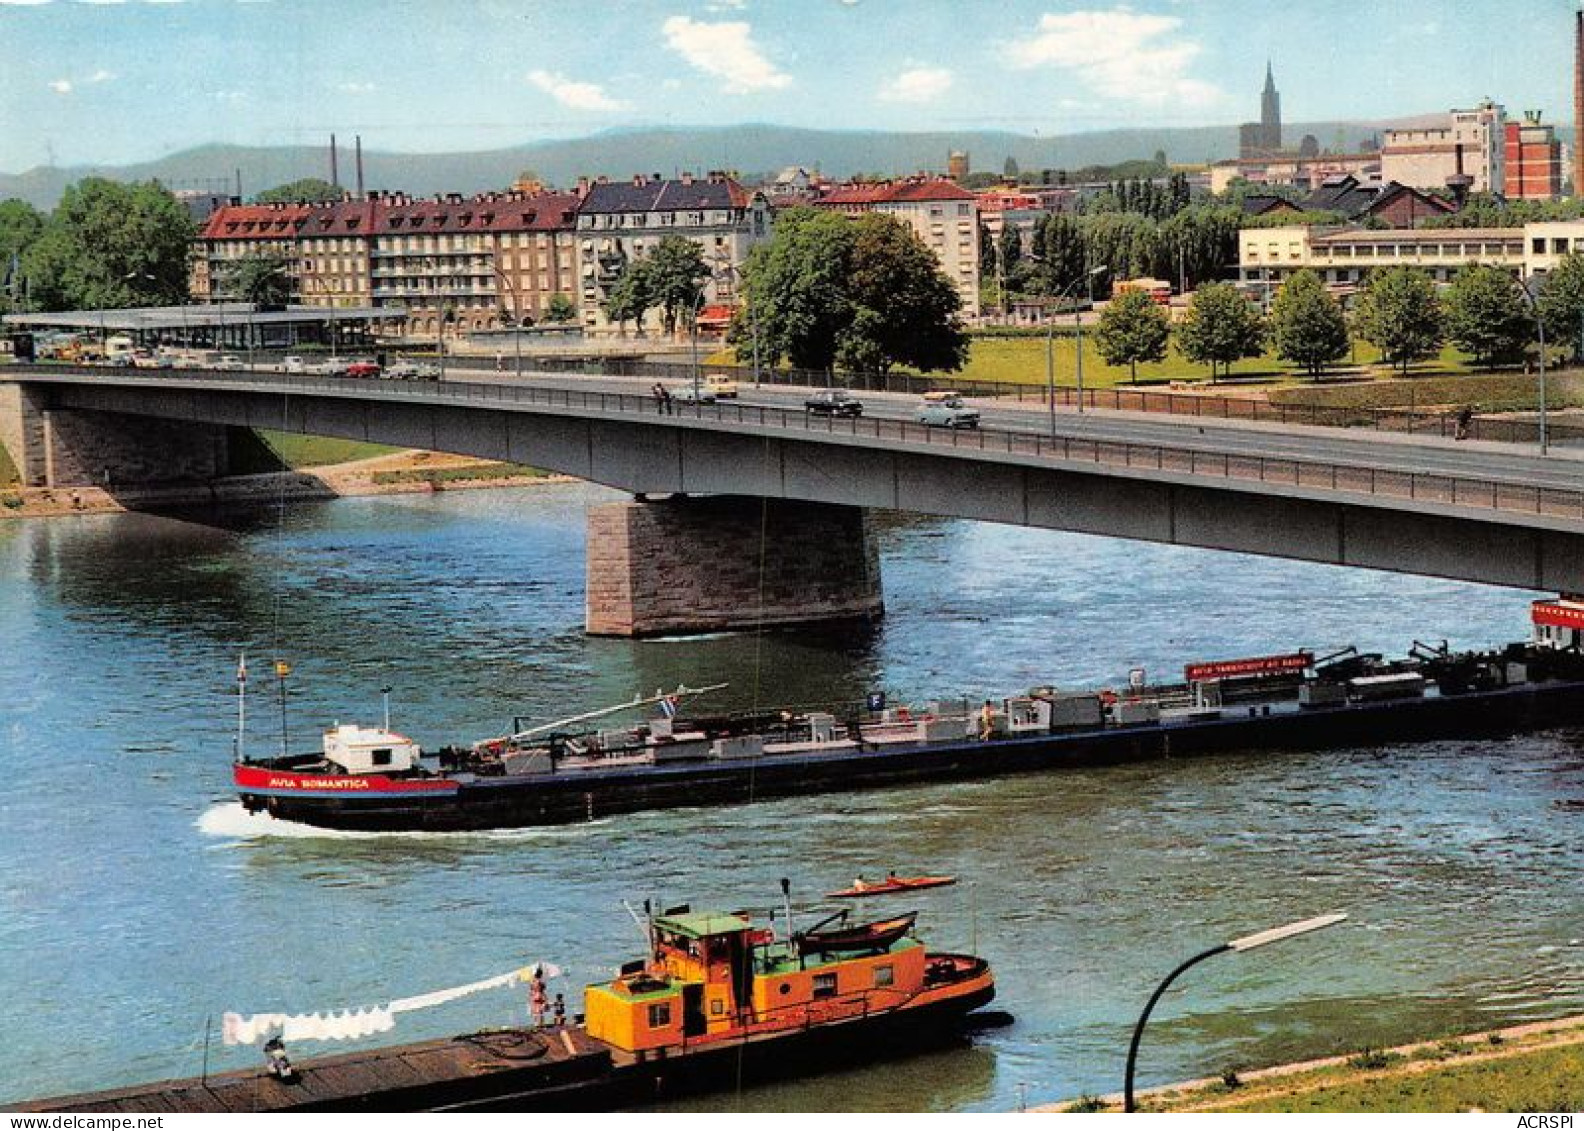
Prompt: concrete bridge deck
<box><xmin>3</xmin><ymin>364</ymin><xmax>1582</xmax><ymax>593</ymax></box>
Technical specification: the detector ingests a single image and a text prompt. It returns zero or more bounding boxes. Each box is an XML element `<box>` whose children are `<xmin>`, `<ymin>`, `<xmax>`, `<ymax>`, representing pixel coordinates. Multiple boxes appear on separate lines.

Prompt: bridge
<box><xmin>3</xmin><ymin>364</ymin><xmax>1581</xmax><ymax>634</ymax></box>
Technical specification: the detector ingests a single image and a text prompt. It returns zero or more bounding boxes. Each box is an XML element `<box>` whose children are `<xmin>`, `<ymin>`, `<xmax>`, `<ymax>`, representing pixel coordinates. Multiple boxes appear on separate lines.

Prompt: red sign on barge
<box><xmin>1184</xmin><ymin>652</ymin><xmax>1312</xmax><ymax>683</ymax></box>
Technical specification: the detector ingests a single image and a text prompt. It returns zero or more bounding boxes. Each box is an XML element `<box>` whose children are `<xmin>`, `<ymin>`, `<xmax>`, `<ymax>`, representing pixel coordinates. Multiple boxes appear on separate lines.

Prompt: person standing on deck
<box><xmin>529</xmin><ymin>967</ymin><xmax>548</xmax><ymax>1029</ymax></box>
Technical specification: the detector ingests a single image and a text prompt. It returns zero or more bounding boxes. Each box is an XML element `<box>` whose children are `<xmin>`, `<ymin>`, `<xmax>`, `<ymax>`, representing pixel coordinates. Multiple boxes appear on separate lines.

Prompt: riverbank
<box><xmin>1043</xmin><ymin>1012</ymin><xmax>1584</xmax><ymax>1113</ymax></box>
<box><xmin>0</xmin><ymin>449</ymin><xmax>568</xmax><ymax>519</ymax></box>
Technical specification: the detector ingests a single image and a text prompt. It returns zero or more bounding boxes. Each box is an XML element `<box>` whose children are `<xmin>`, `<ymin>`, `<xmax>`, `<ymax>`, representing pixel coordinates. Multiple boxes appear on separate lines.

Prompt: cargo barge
<box><xmin>11</xmin><ymin>900</ymin><xmax>997</xmax><ymax>1113</ymax></box>
<box><xmin>234</xmin><ymin>600</ymin><xmax>1584</xmax><ymax>833</ymax></box>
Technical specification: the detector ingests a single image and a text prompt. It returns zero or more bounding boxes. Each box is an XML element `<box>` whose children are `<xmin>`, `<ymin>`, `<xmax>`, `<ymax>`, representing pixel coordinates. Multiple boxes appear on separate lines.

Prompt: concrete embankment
<box><xmin>0</xmin><ymin>450</ymin><xmax>569</xmax><ymax>519</ymax></box>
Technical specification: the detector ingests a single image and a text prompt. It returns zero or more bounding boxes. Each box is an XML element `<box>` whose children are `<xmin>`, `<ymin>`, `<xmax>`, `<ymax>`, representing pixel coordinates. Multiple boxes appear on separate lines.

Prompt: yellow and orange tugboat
<box><xmin>15</xmin><ymin>897</ymin><xmax>999</xmax><ymax>1113</ymax></box>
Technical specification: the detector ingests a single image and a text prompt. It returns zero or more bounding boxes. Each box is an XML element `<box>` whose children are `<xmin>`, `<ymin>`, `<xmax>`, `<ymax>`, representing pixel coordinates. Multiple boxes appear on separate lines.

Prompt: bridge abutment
<box><xmin>0</xmin><ymin>389</ymin><xmax>229</xmax><ymax>488</ymax></box>
<box><xmin>586</xmin><ymin>495</ymin><xmax>884</xmax><ymax>637</ymax></box>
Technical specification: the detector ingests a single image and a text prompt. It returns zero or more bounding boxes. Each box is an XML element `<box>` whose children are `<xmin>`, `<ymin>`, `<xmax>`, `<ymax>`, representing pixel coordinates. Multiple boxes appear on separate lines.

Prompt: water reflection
<box><xmin>1</xmin><ymin>483</ymin><xmax>1581</xmax><ymax>1111</ymax></box>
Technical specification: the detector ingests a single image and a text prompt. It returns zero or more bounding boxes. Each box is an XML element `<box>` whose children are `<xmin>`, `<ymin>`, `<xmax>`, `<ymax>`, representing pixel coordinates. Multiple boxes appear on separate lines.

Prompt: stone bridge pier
<box><xmin>586</xmin><ymin>495</ymin><xmax>884</xmax><ymax>637</ymax></box>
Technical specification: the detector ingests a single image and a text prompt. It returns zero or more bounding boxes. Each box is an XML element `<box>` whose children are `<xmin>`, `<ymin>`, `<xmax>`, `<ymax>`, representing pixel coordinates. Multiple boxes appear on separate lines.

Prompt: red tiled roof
<box><xmin>813</xmin><ymin>178</ymin><xmax>976</xmax><ymax>207</ymax></box>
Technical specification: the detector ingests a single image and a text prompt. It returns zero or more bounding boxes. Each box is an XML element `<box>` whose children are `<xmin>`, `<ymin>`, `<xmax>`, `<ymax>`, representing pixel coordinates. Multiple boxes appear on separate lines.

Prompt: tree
<box><xmin>739</xmin><ymin>207</ymin><xmax>965</xmax><ymax>375</ymax></box>
<box><xmin>1441</xmin><ymin>264</ymin><xmax>1530</xmax><ymax>369</ymax></box>
<box><xmin>738</xmin><ymin>207</ymin><xmax>855</xmax><ymax>371</ymax></box>
<box><xmin>225</xmin><ymin>251</ymin><xmax>294</xmax><ymax>308</ymax></box>
<box><xmin>1177</xmin><ymin>282</ymin><xmax>1266</xmax><ymax>381</ymax></box>
<box><xmin>1032</xmin><ymin>212</ymin><xmax>1086</xmax><ymax>297</ymax></box>
<box><xmin>638</xmin><ymin>235</ymin><xmax>711</xmax><ymax>336</ymax></box>
<box><xmin>254</xmin><ymin>178</ymin><xmax>343</xmax><ymax>204</ymax></box>
<box><xmin>544</xmin><ymin>293</ymin><xmax>578</xmax><ymax>323</ymax></box>
<box><xmin>837</xmin><ymin>213</ymin><xmax>967</xmax><ymax>375</ymax></box>
<box><xmin>1538</xmin><ymin>252</ymin><xmax>1584</xmax><ymax>360</ymax></box>
<box><xmin>1269</xmin><ymin>269</ymin><xmax>1349</xmax><ymax>379</ymax></box>
<box><xmin>24</xmin><ymin>178</ymin><xmax>194</xmax><ymax>310</ymax></box>
<box><xmin>1352</xmin><ymin>267</ymin><xmax>1443</xmax><ymax>375</ymax></box>
<box><xmin>1093</xmin><ymin>289</ymin><xmax>1170</xmax><ymax>382</ymax></box>
<box><xmin>0</xmin><ymin>198</ymin><xmax>46</xmax><ymax>312</ymax></box>
<box><xmin>603</xmin><ymin>258</ymin><xmax>655</xmax><ymax>336</ymax></box>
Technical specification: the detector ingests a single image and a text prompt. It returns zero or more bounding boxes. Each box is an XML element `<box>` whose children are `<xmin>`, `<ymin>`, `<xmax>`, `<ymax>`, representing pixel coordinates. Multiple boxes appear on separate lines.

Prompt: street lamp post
<box><xmin>1072</xmin><ymin>265</ymin><xmax>1108</xmax><ymax>416</ymax></box>
<box><xmin>689</xmin><ymin>285</ymin><xmax>706</xmax><ymax>403</ymax></box>
<box><xmin>1514</xmin><ymin>276</ymin><xmax>1548</xmax><ymax>456</ymax></box>
<box><xmin>1123</xmin><ymin>912</ymin><xmax>1347</xmax><ymax>1113</ymax></box>
<box><xmin>492</xmin><ymin>264</ymin><xmax>522</xmax><ymax>377</ymax></box>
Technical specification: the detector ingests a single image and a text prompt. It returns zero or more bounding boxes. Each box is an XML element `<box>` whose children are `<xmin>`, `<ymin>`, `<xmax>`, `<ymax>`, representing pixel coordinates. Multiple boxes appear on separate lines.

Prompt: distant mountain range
<box><xmin>0</xmin><ymin>120</ymin><xmax>1438</xmax><ymax>209</ymax></box>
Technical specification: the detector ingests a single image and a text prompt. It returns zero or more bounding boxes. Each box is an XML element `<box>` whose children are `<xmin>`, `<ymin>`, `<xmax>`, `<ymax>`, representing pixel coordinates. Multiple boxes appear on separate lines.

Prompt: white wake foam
<box><xmin>195</xmin><ymin>801</ymin><xmax>606</xmax><ymax>842</ymax></box>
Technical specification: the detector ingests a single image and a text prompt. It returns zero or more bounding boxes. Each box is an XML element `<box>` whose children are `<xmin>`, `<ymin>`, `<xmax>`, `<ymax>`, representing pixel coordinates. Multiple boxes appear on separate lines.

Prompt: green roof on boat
<box><xmin>653</xmin><ymin>911</ymin><xmax>753</xmax><ymax>939</ymax></box>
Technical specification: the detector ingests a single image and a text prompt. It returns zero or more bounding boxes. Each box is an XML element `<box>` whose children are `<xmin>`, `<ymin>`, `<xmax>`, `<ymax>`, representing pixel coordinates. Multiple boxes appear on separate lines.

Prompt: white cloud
<box><xmin>48</xmin><ymin>79</ymin><xmax>73</xmax><ymax>94</ymax></box>
<box><xmin>85</xmin><ymin>69</ymin><xmax>115</xmax><ymax>83</ymax></box>
<box><xmin>879</xmin><ymin>66</ymin><xmax>953</xmax><ymax>104</ymax></box>
<box><xmin>527</xmin><ymin>69</ymin><xmax>630</xmax><ymax>112</ymax></box>
<box><xmin>1006</xmin><ymin>9</ymin><xmax>1224</xmax><ymax>108</ymax></box>
<box><xmin>661</xmin><ymin>16</ymin><xmax>790</xmax><ymax>95</ymax></box>
<box><xmin>338</xmin><ymin>81</ymin><xmax>376</xmax><ymax>94</ymax></box>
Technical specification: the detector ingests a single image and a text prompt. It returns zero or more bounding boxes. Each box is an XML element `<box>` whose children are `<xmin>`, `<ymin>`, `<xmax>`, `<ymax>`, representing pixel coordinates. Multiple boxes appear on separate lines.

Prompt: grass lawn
<box><xmin>1196</xmin><ymin>1041</ymin><xmax>1584</xmax><ymax>1114</ymax></box>
<box><xmin>370</xmin><ymin>463</ymin><xmax>549</xmax><ymax>486</ymax></box>
<box><xmin>254</xmin><ymin>430</ymin><xmax>402</xmax><ymax>469</ymax></box>
<box><xmin>716</xmin><ymin>335</ymin><xmax>1497</xmax><ymax>392</ymax></box>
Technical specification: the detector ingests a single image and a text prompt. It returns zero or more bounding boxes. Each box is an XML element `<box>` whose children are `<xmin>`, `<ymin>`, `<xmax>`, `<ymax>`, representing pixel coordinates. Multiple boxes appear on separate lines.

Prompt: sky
<box><xmin>0</xmin><ymin>0</ymin><xmax>1580</xmax><ymax>174</ymax></box>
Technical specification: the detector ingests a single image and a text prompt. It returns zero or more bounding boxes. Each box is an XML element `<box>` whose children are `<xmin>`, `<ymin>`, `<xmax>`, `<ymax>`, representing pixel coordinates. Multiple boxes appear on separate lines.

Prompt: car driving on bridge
<box><xmin>805</xmin><ymin>389</ymin><xmax>864</xmax><ymax>417</ymax></box>
<box><xmin>670</xmin><ymin>384</ymin><xmax>718</xmax><ymax>405</ymax></box>
<box><xmin>918</xmin><ymin>391</ymin><xmax>979</xmax><ymax>429</ymax></box>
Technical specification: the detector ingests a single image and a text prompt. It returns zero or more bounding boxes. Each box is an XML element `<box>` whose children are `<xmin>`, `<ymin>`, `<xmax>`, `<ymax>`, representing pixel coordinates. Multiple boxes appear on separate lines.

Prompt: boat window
<box><xmin>371</xmin><ymin>748</ymin><xmax>393</xmax><ymax>766</ymax></box>
<box><xmin>647</xmin><ymin>1002</ymin><xmax>672</xmax><ymax>1028</ymax></box>
<box><xmin>710</xmin><ymin>999</ymin><xmax>725</xmax><ymax>1016</ymax></box>
<box><xmin>812</xmin><ymin>972</ymin><xmax>837</xmax><ymax>999</ymax></box>
<box><xmin>874</xmin><ymin>965</ymin><xmax>894</xmax><ymax>988</ymax></box>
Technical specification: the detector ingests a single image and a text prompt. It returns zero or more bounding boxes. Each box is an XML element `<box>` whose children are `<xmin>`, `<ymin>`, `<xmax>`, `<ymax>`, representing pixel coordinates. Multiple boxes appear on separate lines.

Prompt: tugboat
<box><xmin>232</xmin><ymin>603</ymin><xmax>1584</xmax><ymax>833</ymax></box>
<box><xmin>14</xmin><ymin>893</ymin><xmax>998</xmax><ymax>1113</ymax></box>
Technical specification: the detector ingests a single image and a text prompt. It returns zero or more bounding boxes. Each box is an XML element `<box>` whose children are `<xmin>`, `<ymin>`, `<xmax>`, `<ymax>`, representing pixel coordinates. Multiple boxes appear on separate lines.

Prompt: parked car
<box><xmin>917</xmin><ymin>392</ymin><xmax>979</xmax><ymax>429</ymax></box>
<box><xmin>311</xmin><ymin>356</ymin><xmax>352</xmax><ymax>376</ymax></box>
<box><xmin>805</xmin><ymin>389</ymin><xmax>864</xmax><ymax>417</ymax></box>
<box><xmin>345</xmin><ymin>360</ymin><xmax>381</xmax><ymax>378</ymax></box>
<box><xmin>130</xmin><ymin>350</ymin><xmax>171</xmax><ymax>370</ymax></box>
<box><xmin>215</xmin><ymin>354</ymin><xmax>246</xmax><ymax>371</ymax></box>
<box><xmin>703</xmin><ymin>373</ymin><xmax>739</xmax><ymax>398</ymax></box>
<box><xmin>281</xmin><ymin>355</ymin><xmax>308</xmax><ymax>374</ymax></box>
<box><xmin>670</xmin><ymin>384</ymin><xmax>718</xmax><ymax>405</ymax></box>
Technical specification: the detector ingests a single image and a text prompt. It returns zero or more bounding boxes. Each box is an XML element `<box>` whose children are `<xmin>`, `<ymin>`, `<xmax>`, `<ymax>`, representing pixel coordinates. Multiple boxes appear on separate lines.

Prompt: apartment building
<box><xmin>575</xmin><ymin>172</ymin><xmax>772</xmax><ymax>336</ymax></box>
<box><xmin>194</xmin><ymin>190</ymin><xmax>581</xmax><ymax>337</ymax></box>
<box><xmin>812</xmin><ymin>178</ymin><xmax>981</xmax><ymax>315</ymax></box>
<box><xmin>193</xmin><ymin>203</ymin><xmax>316</xmax><ymax>302</ymax></box>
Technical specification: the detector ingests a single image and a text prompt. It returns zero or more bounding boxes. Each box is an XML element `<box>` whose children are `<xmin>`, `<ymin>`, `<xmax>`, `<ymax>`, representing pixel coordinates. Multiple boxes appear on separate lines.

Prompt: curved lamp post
<box><xmin>1123</xmin><ymin>912</ymin><xmax>1347</xmax><ymax>1113</ymax></box>
<box><xmin>491</xmin><ymin>264</ymin><xmax>523</xmax><ymax>377</ymax></box>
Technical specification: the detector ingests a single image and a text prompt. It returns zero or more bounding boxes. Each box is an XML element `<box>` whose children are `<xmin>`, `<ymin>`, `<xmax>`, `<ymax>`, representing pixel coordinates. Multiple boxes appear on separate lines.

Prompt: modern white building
<box><xmin>1237</xmin><ymin>220</ymin><xmax>1584</xmax><ymax>291</ymax></box>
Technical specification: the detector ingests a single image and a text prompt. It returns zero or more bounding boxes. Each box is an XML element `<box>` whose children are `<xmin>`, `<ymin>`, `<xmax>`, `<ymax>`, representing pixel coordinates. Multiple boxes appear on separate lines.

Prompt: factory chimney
<box><xmin>330</xmin><ymin>134</ymin><xmax>340</xmax><ymax>190</ymax></box>
<box><xmin>1575</xmin><ymin>9</ymin><xmax>1584</xmax><ymax>196</ymax></box>
<box><xmin>355</xmin><ymin>135</ymin><xmax>365</xmax><ymax>198</ymax></box>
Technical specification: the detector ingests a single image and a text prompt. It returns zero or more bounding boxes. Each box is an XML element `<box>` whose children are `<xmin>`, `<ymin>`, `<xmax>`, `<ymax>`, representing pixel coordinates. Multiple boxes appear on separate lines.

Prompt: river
<box><xmin>1</xmin><ymin>482</ymin><xmax>1580</xmax><ymax>1111</ymax></box>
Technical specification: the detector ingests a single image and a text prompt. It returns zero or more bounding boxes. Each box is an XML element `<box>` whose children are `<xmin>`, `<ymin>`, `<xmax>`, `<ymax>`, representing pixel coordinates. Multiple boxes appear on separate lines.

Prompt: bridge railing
<box><xmin>13</xmin><ymin>364</ymin><xmax>1584</xmax><ymax>525</ymax></box>
<box><xmin>484</xmin><ymin>355</ymin><xmax>1584</xmax><ymax>449</ymax></box>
